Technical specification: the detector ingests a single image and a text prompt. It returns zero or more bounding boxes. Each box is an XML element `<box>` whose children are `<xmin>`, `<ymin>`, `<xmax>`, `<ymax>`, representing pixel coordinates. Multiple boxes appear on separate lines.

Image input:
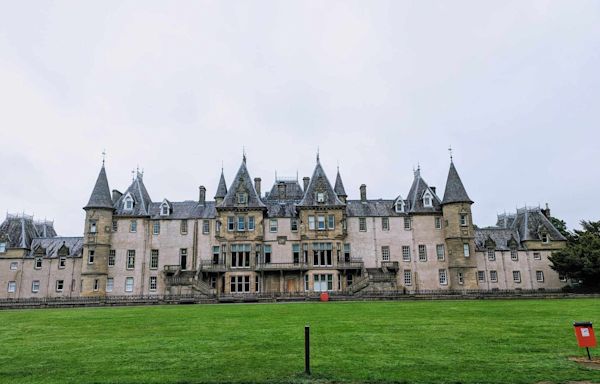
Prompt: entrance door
<box><xmin>287</xmin><ymin>279</ymin><xmax>295</xmax><ymax>293</ymax></box>
<box><xmin>180</xmin><ymin>253</ymin><xmax>187</xmax><ymax>270</ymax></box>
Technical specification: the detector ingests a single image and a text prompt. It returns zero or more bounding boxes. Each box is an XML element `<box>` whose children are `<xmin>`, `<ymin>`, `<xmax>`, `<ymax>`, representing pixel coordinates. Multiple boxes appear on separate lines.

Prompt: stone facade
<box><xmin>0</xmin><ymin>156</ymin><xmax>568</xmax><ymax>299</ymax></box>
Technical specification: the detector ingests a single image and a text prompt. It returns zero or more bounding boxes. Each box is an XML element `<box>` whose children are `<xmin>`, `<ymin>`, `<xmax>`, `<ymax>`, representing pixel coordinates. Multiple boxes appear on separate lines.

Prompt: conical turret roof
<box><xmin>442</xmin><ymin>162</ymin><xmax>473</xmax><ymax>205</ymax></box>
<box><xmin>215</xmin><ymin>170</ymin><xmax>227</xmax><ymax>199</ymax></box>
<box><xmin>334</xmin><ymin>169</ymin><xmax>347</xmax><ymax>197</ymax></box>
<box><xmin>84</xmin><ymin>165</ymin><xmax>113</xmax><ymax>210</ymax></box>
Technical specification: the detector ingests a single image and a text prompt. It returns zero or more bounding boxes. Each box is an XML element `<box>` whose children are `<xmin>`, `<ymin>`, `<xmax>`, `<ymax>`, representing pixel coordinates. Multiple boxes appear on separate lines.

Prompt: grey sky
<box><xmin>1</xmin><ymin>1</ymin><xmax>599</xmax><ymax>236</ymax></box>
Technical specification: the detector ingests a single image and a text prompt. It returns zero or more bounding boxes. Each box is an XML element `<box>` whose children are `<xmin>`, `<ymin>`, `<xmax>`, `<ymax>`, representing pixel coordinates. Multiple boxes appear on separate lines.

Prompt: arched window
<box><xmin>422</xmin><ymin>191</ymin><xmax>433</xmax><ymax>208</ymax></box>
<box><xmin>124</xmin><ymin>195</ymin><xmax>133</xmax><ymax>210</ymax></box>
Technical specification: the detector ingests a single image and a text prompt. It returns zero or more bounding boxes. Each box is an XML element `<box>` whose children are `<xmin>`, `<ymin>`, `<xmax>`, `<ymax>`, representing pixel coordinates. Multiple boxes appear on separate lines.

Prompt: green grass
<box><xmin>0</xmin><ymin>299</ymin><xmax>599</xmax><ymax>383</ymax></box>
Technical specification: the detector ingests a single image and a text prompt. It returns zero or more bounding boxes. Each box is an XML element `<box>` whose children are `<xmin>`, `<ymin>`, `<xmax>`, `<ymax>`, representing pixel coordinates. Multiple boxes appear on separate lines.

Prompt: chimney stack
<box><xmin>542</xmin><ymin>203</ymin><xmax>551</xmax><ymax>218</ymax></box>
<box><xmin>278</xmin><ymin>183</ymin><xmax>286</xmax><ymax>200</ymax></box>
<box><xmin>360</xmin><ymin>184</ymin><xmax>367</xmax><ymax>202</ymax></box>
<box><xmin>254</xmin><ymin>177</ymin><xmax>261</xmax><ymax>197</ymax></box>
<box><xmin>303</xmin><ymin>177</ymin><xmax>310</xmax><ymax>191</ymax></box>
<box><xmin>112</xmin><ymin>190</ymin><xmax>123</xmax><ymax>204</ymax></box>
<box><xmin>199</xmin><ymin>186</ymin><xmax>206</xmax><ymax>205</ymax></box>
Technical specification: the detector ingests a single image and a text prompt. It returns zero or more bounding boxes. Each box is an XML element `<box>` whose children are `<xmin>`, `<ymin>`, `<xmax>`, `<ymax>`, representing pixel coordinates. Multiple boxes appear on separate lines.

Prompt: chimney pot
<box><xmin>360</xmin><ymin>184</ymin><xmax>367</xmax><ymax>202</ymax></box>
<box><xmin>199</xmin><ymin>186</ymin><xmax>206</xmax><ymax>205</ymax></box>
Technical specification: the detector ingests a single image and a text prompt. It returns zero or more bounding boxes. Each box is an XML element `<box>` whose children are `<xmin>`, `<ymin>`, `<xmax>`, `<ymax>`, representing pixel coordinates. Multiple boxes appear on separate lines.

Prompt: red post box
<box><xmin>574</xmin><ymin>322</ymin><xmax>596</xmax><ymax>360</ymax></box>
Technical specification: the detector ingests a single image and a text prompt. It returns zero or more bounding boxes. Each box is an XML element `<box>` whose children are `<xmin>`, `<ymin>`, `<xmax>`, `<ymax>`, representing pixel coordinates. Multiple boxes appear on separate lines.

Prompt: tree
<box><xmin>548</xmin><ymin>216</ymin><xmax>571</xmax><ymax>239</ymax></box>
<box><xmin>549</xmin><ymin>220</ymin><xmax>600</xmax><ymax>291</ymax></box>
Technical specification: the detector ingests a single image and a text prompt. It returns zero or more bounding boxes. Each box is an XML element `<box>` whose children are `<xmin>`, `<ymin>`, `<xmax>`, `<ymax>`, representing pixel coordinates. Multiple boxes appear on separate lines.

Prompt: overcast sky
<box><xmin>1</xmin><ymin>1</ymin><xmax>599</xmax><ymax>236</ymax></box>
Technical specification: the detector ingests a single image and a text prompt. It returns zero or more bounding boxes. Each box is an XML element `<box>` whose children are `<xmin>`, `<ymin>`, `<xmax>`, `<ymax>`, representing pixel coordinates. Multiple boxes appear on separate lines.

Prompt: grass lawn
<box><xmin>1</xmin><ymin>299</ymin><xmax>599</xmax><ymax>383</ymax></box>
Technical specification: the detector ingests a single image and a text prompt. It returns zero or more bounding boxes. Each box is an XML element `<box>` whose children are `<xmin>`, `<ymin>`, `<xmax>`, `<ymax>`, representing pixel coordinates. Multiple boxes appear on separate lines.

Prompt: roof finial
<box><xmin>337</xmin><ymin>160</ymin><xmax>339</xmax><ymax>172</ymax></box>
<box><xmin>448</xmin><ymin>145</ymin><xmax>453</xmax><ymax>162</ymax></box>
<box><xmin>131</xmin><ymin>169</ymin><xmax>135</xmax><ymax>181</ymax></box>
<box><xmin>316</xmin><ymin>146</ymin><xmax>320</xmax><ymax>163</ymax></box>
<box><xmin>221</xmin><ymin>160</ymin><xmax>224</xmax><ymax>173</ymax></box>
<box><xmin>242</xmin><ymin>146</ymin><xmax>246</xmax><ymax>163</ymax></box>
<box><xmin>101</xmin><ymin>149</ymin><xmax>106</xmax><ymax>167</ymax></box>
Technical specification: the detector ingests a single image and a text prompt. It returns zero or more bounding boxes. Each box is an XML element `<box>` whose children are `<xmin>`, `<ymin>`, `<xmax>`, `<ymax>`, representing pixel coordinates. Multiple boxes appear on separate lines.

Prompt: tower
<box><xmin>81</xmin><ymin>163</ymin><xmax>114</xmax><ymax>296</ymax></box>
<box><xmin>441</xmin><ymin>160</ymin><xmax>478</xmax><ymax>289</ymax></box>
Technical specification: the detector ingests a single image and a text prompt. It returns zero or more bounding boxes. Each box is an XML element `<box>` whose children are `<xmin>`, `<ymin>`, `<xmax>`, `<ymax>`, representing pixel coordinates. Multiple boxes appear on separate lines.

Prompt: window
<box><xmin>0</xmin><ymin>242</ymin><xmax>6</xmax><ymax>252</ymax></box>
<box><xmin>108</xmin><ymin>250</ymin><xmax>115</xmax><ymax>267</ymax></box>
<box><xmin>8</xmin><ymin>281</ymin><xmax>16</xmax><ymax>293</ymax></box>
<box><xmin>56</xmin><ymin>280</ymin><xmax>64</xmax><ymax>292</ymax></box>
<box><xmin>124</xmin><ymin>196</ymin><xmax>133</xmax><ymax>210</ymax></box>
<box><xmin>210</xmin><ymin>276</ymin><xmax>217</xmax><ymax>289</ymax></box>
<box><xmin>477</xmin><ymin>271</ymin><xmax>485</xmax><ymax>282</ymax></box>
<box><xmin>541</xmin><ymin>233</ymin><xmax>549</xmax><ymax>243</ymax></box>
<box><xmin>304</xmin><ymin>274</ymin><xmax>309</xmax><ymax>291</ymax></box>
<box><xmin>152</xmin><ymin>221</ymin><xmax>160</xmax><ymax>235</ymax></box>
<box><xmin>487</xmin><ymin>249</ymin><xmax>495</xmax><ymax>261</ymax></box>
<box><xmin>381</xmin><ymin>246</ymin><xmax>390</xmax><ymax>261</ymax></box>
<box><xmin>343</xmin><ymin>244</ymin><xmax>351</xmax><ymax>262</ymax></box>
<box><xmin>418</xmin><ymin>245</ymin><xmax>427</xmax><ymax>262</ymax></box>
<box><xmin>59</xmin><ymin>257</ymin><xmax>66</xmax><ymax>269</ymax></box>
<box><xmin>359</xmin><ymin>217</ymin><xmax>366</xmax><ymax>231</ymax></box>
<box><xmin>10</xmin><ymin>261</ymin><xmax>18</xmax><ymax>270</ymax></box>
<box><xmin>292</xmin><ymin>244</ymin><xmax>300</xmax><ymax>264</ymax></box>
<box><xmin>106</xmin><ymin>278</ymin><xmax>113</xmax><ymax>292</ymax></box>
<box><xmin>402</xmin><ymin>246</ymin><xmax>411</xmax><ymax>262</ymax></box>
<box><xmin>404</xmin><ymin>270</ymin><xmax>412</xmax><ymax>286</ymax></box>
<box><xmin>460</xmin><ymin>213</ymin><xmax>468</xmax><ymax>226</ymax></box>
<box><xmin>130</xmin><ymin>220</ymin><xmax>137</xmax><ymax>233</ymax></box>
<box><xmin>463</xmin><ymin>243</ymin><xmax>470</xmax><ymax>257</ymax></box>
<box><xmin>318</xmin><ymin>216</ymin><xmax>326</xmax><ymax>231</ymax></box>
<box><xmin>237</xmin><ymin>193</ymin><xmax>247</xmax><ymax>204</ymax></box>
<box><xmin>513</xmin><ymin>271</ymin><xmax>521</xmax><ymax>283</ymax></box>
<box><xmin>490</xmin><ymin>270</ymin><xmax>498</xmax><ymax>283</ymax></box>
<box><xmin>227</xmin><ymin>216</ymin><xmax>235</xmax><ymax>231</ymax></box>
<box><xmin>88</xmin><ymin>250</ymin><xmax>95</xmax><ymax>264</ymax></box>
<box><xmin>237</xmin><ymin>216</ymin><xmax>245</xmax><ymax>232</ymax></box>
<box><xmin>32</xmin><ymin>280</ymin><xmax>40</xmax><ymax>293</ymax></box>
<box><xmin>264</xmin><ymin>245</ymin><xmax>272</xmax><ymax>264</ymax></box>
<box><xmin>248</xmin><ymin>216</ymin><xmax>255</xmax><ymax>231</ymax></box>
<box><xmin>457</xmin><ymin>272</ymin><xmax>464</xmax><ymax>285</ymax></box>
<box><xmin>93</xmin><ymin>279</ymin><xmax>99</xmax><ymax>291</ymax></box>
<box><xmin>435</xmin><ymin>217</ymin><xmax>442</xmax><ymax>229</ymax></box>
<box><xmin>230</xmin><ymin>275</ymin><xmax>250</xmax><ymax>293</ymax></box>
<box><xmin>328</xmin><ymin>215</ymin><xmax>335</xmax><ymax>230</ymax></box>
<box><xmin>306</xmin><ymin>215</ymin><xmax>314</xmax><ymax>230</ymax></box>
<box><xmin>423</xmin><ymin>192</ymin><xmax>432</xmax><ymax>207</ymax></box>
<box><xmin>291</xmin><ymin>218</ymin><xmax>298</xmax><ymax>232</ymax></box>
<box><xmin>35</xmin><ymin>257</ymin><xmax>42</xmax><ymax>269</ymax></box>
<box><xmin>212</xmin><ymin>246</ymin><xmax>220</xmax><ymax>264</ymax></box>
<box><xmin>89</xmin><ymin>220</ymin><xmax>97</xmax><ymax>233</ymax></box>
<box><xmin>112</xmin><ymin>220</ymin><xmax>118</xmax><ymax>232</ymax></box>
<box><xmin>439</xmin><ymin>269</ymin><xmax>447</xmax><ymax>285</ymax></box>
<box><xmin>180</xmin><ymin>248</ymin><xmax>188</xmax><ymax>270</ymax></box>
<box><xmin>404</xmin><ymin>217</ymin><xmax>411</xmax><ymax>230</ymax></box>
<box><xmin>180</xmin><ymin>220</ymin><xmax>188</xmax><ymax>234</ymax></box>
<box><xmin>312</xmin><ymin>243</ymin><xmax>333</xmax><ymax>266</ymax></box>
<box><xmin>160</xmin><ymin>203</ymin><xmax>169</xmax><ymax>216</ymax></box>
<box><xmin>125</xmin><ymin>277</ymin><xmax>134</xmax><ymax>292</ymax></box>
<box><xmin>382</xmin><ymin>217</ymin><xmax>389</xmax><ymax>231</ymax></box>
<box><xmin>150</xmin><ymin>276</ymin><xmax>158</xmax><ymax>291</ymax></box>
<box><xmin>316</xmin><ymin>192</ymin><xmax>325</xmax><ymax>203</ymax></box>
<box><xmin>231</xmin><ymin>244</ymin><xmax>251</xmax><ymax>267</ymax></box>
<box><xmin>270</xmin><ymin>219</ymin><xmax>278</xmax><ymax>233</ymax></box>
<box><xmin>127</xmin><ymin>250</ymin><xmax>135</xmax><ymax>269</ymax></box>
<box><xmin>313</xmin><ymin>274</ymin><xmax>333</xmax><ymax>291</ymax></box>
<box><xmin>510</xmin><ymin>249</ymin><xmax>518</xmax><ymax>261</ymax></box>
<box><xmin>395</xmin><ymin>200</ymin><xmax>404</xmax><ymax>213</ymax></box>
<box><xmin>436</xmin><ymin>244</ymin><xmax>445</xmax><ymax>261</ymax></box>
<box><xmin>533</xmin><ymin>252</ymin><xmax>541</xmax><ymax>260</ymax></box>
<box><xmin>536</xmin><ymin>271</ymin><xmax>544</xmax><ymax>282</ymax></box>
<box><xmin>150</xmin><ymin>250</ymin><xmax>159</xmax><ymax>269</ymax></box>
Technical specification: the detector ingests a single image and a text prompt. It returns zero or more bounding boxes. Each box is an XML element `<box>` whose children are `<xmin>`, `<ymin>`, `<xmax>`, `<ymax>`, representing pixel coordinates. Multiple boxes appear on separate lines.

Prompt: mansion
<box><xmin>0</xmin><ymin>155</ymin><xmax>567</xmax><ymax>299</ymax></box>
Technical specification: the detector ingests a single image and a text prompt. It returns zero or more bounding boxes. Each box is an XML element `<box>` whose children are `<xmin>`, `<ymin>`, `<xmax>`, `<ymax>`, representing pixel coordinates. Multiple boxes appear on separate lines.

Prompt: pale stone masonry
<box><xmin>0</xmin><ymin>155</ymin><xmax>567</xmax><ymax>298</ymax></box>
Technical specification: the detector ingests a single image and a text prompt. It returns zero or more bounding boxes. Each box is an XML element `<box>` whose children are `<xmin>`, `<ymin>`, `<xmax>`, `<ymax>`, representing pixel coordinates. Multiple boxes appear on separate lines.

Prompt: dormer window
<box><xmin>541</xmin><ymin>233</ymin><xmax>550</xmax><ymax>243</ymax></box>
<box><xmin>317</xmin><ymin>192</ymin><xmax>325</xmax><ymax>203</ymax></box>
<box><xmin>160</xmin><ymin>202</ymin><xmax>170</xmax><ymax>216</ymax></box>
<box><xmin>395</xmin><ymin>200</ymin><xmax>405</xmax><ymax>213</ymax></box>
<box><xmin>124</xmin><ymin>195</ymin><xmax>133</xmax><ymax>210</ymax></box>
<box><xmin>423</xmin><ymin>191</ymin><xmax>433</xmax><ymax>208</ymax></box>
<box><xmin>237</xmin><ymin>193</ymin><xmax>247</xmax><ymax>204</ymax></box>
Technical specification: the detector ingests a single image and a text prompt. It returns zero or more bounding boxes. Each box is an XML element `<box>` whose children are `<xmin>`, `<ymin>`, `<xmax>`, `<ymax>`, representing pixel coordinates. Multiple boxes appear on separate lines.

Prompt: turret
<box><xmin>215</xmin><ymin>170</ymin><xmax>227</xmax><ymax>205</ymax></box>
<box><xmin>81</xmin><ymin>162</ymin><xmax>114</xmax><ymax>296</ymax></box>
<box><xmin>441</xmin><ymin>160</ymin><xmax>477</xmax><ymax>289</ymax></box>
<box><xmin>334</xmin><ymin>168</ymin><xmax>348</xmax><ymax>203</ymax></box>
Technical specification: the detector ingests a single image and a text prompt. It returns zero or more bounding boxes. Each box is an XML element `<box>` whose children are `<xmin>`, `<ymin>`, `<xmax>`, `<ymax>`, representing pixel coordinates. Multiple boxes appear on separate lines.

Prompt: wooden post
<box><xmin>305</xmin><ymin>324</ymin><xmax>310</xmax><ymax>375</ymax></box>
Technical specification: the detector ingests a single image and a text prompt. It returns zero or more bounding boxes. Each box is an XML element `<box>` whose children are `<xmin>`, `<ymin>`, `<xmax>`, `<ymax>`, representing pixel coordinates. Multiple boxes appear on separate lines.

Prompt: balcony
<box><xmin>199</xmin><ymin>260</ymin><xmax>228</xmax><ymax>272</ymax></box>
<box><xmin>381</xmin><ymin>261</ymin><xmax>399</xmax><ymax>271</ymax></box>
<box><xmin>163</xmin><ymin>265</ymin><xmax>181</xmax><ymax>273</ymax></box>
<box><xmin>336</xmin><ymin>258</ymin><xmax>364</xmax><ymax>270</ymax></box>
<box><xmin>256</xmin><ymin>262</ymin><xmax>309</xmax><ymax>271</ymax></box>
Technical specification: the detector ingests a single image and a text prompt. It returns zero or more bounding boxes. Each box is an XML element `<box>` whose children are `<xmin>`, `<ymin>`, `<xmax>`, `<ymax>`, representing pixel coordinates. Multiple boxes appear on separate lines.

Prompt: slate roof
<box><xmin>114</xmin><ymin>172</ymin><xmax>153</xmax><ymax>216</ymax></box>
<box><xmin>297</xmin><ymin>160</ymin><xmax>345</xmax><ymax>207</ymax></box>
<box><xmin>84</xmin><ymin>165</ymin><xmax>113</xmax><ymax>209</ymax></box>
<box><xmin>406</xmin><ymin>169</ymin><xmax>442</xmax><ymax>213</ymax></box>
<box><xmin>334</xmin><ymin>169</ymin><xmax>347</xmax><ymax>197</ymax></box>
<box><xmin>442</xmin><ymin>162</ymin><xmax>473</xmax><ymax>205</ymax></box>
<box><xmin>265</xmin><ymin>202</ymin><xmax>298</xmax><ymax>218</ymax></box>
<box><xmin>512</xmin><ymin>207</ymin><xmax>567</xmax><ymax>242</ymax></box>
<box><xmin>215</xmin><ymin>170</ymin><xmax>227</xmax><ymax>199</ymax></box>
<box><xmin>264</xmin><ymin>180</ymin><xmax>304</xmax><ymax>202</ymax></box>
<box><xmin>148</xmin><ymin>201</ymin><xmax>216</xmax><ymax>219</ymax></box>
<box><xmin>0</xmin><ymin>214</ymin><xmax>58</xmax><ymax>249</ymax></box>
<box><xmin>346</xmin><ymin>200</ymin><xmax>403</xmax><ymax>217</ymax></box>
<box><xmin>219</xmin><ymin>158</ymin><xmax>265</xmax><ymax>209</ymax></box>
<box><xmin>474</xmin><ymin>228</ymin><xmax>521</xmax><ymax>251</ymax></box>
<box><xmin>28</xmin><ymin>237</ymin><xmax>83</xmax><ymax>258</ymax></box>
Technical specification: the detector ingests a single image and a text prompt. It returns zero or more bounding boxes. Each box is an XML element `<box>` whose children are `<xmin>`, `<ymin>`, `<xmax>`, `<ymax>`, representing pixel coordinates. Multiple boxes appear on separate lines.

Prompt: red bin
<box><xmin>320</xmin><ymin>292</ymin><xmax>329</xmax><ymax>302</ymax></box>
<box><xmin>574</xmin><ymin>322</ymin><xmax>597</xmax><ymax>348</ymax></box>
